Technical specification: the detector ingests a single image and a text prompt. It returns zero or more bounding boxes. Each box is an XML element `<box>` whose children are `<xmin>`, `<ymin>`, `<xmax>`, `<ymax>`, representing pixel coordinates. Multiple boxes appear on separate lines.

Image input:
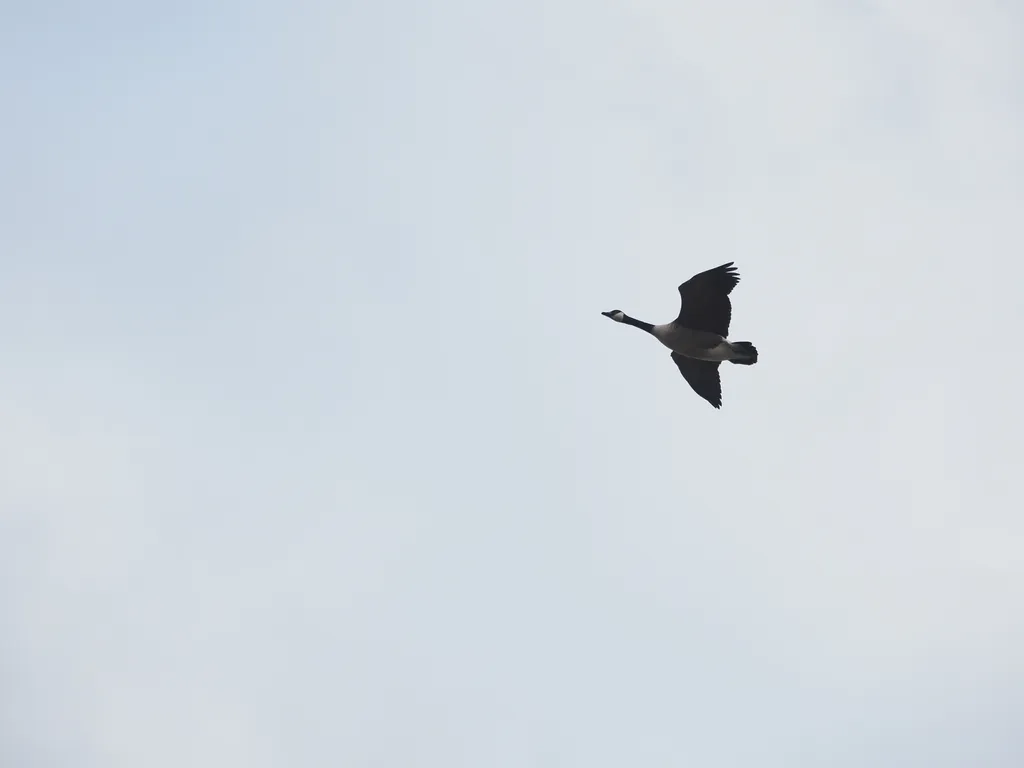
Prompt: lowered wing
<box><xmin>670</xmin><ymin>352</ymin><xmax>723</xmax><ymax>409</ymax></box>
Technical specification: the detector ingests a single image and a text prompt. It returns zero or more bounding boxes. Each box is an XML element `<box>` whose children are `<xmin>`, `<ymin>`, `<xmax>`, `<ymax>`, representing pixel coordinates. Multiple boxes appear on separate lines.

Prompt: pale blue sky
<box><xmin>3</xmin><ymin>1</ymin><xmax>1023</xmax><ymax>766</ymax></box>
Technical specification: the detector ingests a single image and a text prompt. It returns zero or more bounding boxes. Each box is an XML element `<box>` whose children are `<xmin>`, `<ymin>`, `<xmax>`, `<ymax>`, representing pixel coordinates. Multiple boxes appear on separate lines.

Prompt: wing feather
<box><xmin>676</xmin><ymin>262</ymin><xmax>740</xmax><ymax>336</ymax></box>
<box><xmin>670</xmin><ymin>353</ymin><xmax>723</xmax><ymax>409</ymax></box>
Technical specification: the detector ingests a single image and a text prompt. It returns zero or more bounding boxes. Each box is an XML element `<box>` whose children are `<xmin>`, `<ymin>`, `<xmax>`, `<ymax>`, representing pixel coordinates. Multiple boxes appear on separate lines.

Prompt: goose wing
<box><xmin>676</xmin><ymin>262</ymin><xmax>740</xmax><ymax>337</ymax></box>
<box><xmin>670</xmin><ymin>353</ymin><xmax>723</xmax><ymax>409</ymax></box>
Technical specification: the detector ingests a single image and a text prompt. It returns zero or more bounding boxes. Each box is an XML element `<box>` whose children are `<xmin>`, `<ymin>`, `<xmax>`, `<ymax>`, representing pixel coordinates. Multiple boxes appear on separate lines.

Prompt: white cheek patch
<box><xmin>613</xmin><ymin>311</ymin><xmax>625</xmax><ymax>322</ymax></box>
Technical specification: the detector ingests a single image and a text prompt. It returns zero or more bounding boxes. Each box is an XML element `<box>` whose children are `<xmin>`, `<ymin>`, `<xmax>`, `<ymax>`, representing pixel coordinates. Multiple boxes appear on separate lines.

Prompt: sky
<box><xmin>2</xmin><ymin>0</ymin><xmax>1023</xmax><ymax>765</ymax></box>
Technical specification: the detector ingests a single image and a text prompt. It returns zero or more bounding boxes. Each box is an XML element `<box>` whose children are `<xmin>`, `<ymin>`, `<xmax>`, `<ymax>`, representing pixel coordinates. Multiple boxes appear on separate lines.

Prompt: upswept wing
<box><xmin>676</xmin><ymin>262</ymin><xmax>740</xmax><ymax>337</ymax></box>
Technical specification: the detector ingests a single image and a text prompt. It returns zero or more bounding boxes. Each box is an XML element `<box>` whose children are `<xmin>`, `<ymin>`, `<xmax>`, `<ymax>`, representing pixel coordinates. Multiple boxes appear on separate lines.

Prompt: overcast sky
<box><xmin>2</xmin><ymin>1</ymin><xmax>1023</xmax><ymax>766</ymax></box>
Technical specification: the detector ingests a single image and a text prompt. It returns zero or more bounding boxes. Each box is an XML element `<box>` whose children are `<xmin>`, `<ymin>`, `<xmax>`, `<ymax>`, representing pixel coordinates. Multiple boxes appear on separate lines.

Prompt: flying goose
<box><xmin>602</xmin><ymin>262</ymin><xmax>758</xmax><ymax>409</ymax></box>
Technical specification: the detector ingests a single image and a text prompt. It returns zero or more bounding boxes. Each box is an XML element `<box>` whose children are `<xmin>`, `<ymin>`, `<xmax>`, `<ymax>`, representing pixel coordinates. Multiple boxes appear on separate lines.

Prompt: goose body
<box><xmin>601</xmin><ymin>262</ymin><xmax>758</xmax><ymax>408</ymax></box>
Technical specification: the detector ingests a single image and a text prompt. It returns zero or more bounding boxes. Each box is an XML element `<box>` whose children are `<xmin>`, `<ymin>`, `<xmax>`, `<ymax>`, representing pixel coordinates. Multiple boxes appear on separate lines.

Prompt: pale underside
<box><xmin>651</xmin><ymin>324</ymin><xmax>737</xmax><ymax>362</ymax></box>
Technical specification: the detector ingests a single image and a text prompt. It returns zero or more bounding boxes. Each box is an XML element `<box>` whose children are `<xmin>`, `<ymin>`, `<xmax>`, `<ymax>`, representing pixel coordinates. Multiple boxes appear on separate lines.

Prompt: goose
<box><xmin>602</xmin><ymin>262</ymin><xmax>758</xmax><ymax>409</ymax></box>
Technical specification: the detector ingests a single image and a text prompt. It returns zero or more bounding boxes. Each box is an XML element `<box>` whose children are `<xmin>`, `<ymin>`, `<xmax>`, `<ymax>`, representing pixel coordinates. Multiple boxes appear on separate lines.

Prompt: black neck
<box><xmin>622</xmin><ymin>314</ymin><xmax>654</xmax><ymax>333</ymax></box>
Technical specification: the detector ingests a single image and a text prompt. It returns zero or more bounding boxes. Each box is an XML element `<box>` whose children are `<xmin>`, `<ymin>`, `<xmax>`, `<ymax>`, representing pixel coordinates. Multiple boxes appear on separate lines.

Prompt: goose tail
<box><xmin>728</xmin><ymin>341</ymin><xmax>758</xmax><ymax>365</ymax></box>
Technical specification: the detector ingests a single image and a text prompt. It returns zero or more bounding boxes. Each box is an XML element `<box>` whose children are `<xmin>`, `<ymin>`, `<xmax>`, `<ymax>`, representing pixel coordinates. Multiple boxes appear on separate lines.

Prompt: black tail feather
<box><xmin>729</xmin><ymin>341</ymin><xmax>758</xmax><ymax>365</ymax></box>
